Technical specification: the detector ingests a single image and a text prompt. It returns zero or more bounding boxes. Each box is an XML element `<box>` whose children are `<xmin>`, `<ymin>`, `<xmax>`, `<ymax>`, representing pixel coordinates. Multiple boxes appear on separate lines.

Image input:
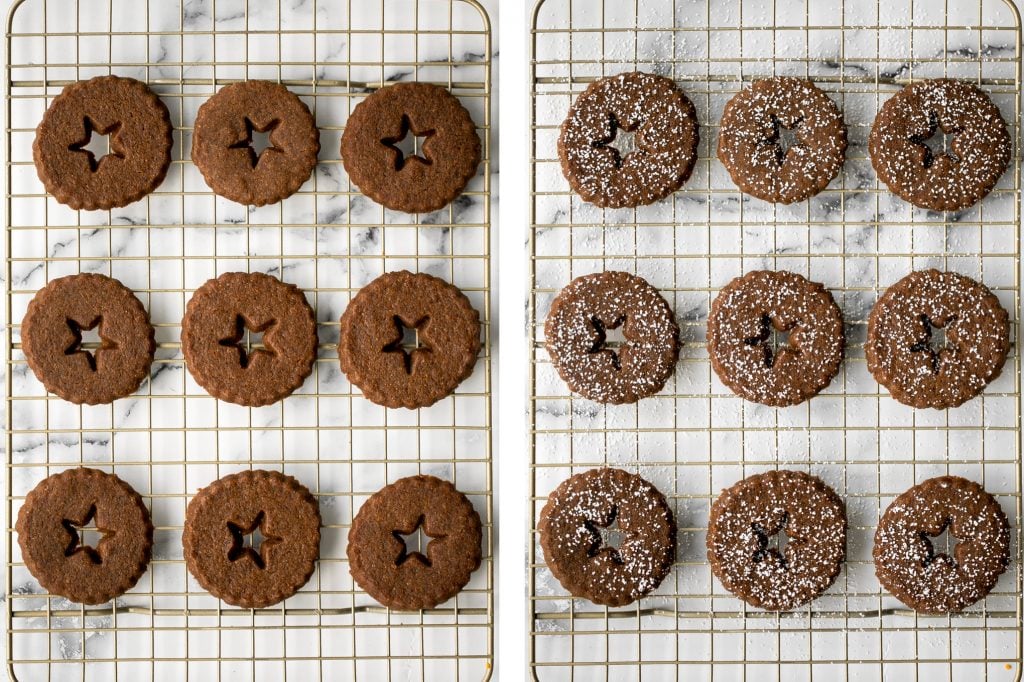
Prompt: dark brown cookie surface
<box><xmin>348</xmin><ymin>475</ymin><xmax>482</xmax><ymax>611</ymax></box>
<box><xmin>21</xmin><ymin>273</ymin><xmax>155</xmax><ymax>405</ymax></box>
<box><xmin>338</xmin><ymin>271</ymin><xmax>481</xmax><ymax>409</ymax></box>
<box><xmin>707</xmin><ymin>270</ymin><xmax>844</xmax><ymax>407</ymax></box>
<box><xmin>341</xmin><ymin>82</ymin><xmax>481</xmax><ymax>213</ymax></box>
<box><xmin>17</xmin><ymin>468</ymin><xmax>153</xmax><ymax>605</ymax></box>
<box><xmin>874</xmin><ymin>476</ymin><xmax>1009</xmax><ymax>613</ymax></box>
<box><xmin>191</xmin><ymin>80</ymin><xmax>320</xmax><ymax>206</ymax></box>
<box><xmin>866</xmin><ymin>269</ymin><xmax>1010</xmax><ymax>409</ymax></box>
<box><xmin>33</xmin><ymin>75</ymin><xmax>172</xmax><ymax>210</ymax></box>
<box><xmin>869</xmin><ymin>79</ymin><xmax>1010</xmax><ymax>211</ymax></box>
<box><xmin>717</xmin><ymin>77</ymin><xmax>847</xmax><ymax>204</ymax></box>
<box><xmin>181</xmin><ymin>272</ymin><xmax>318</xmax><ymax>407</ymax></box>
<box><xmin>538</xmin><ymin>468</ymin><xmax>676</xmax><ymax>607</ymax></box>
<box><xmin>558</xmin><ymin>71</ymin><xmax>699</xmax><ymax>208</ymax></box>
<box><xmin>544</xmin><ymin>271</ymin><xmax>679</xmax><ymax>404</ymax></box>
<box><xmin>183</xmin><ymin>469</ymin><xmax>321</xmax><ymax>609</ymax></box>
<box><xmin>707</xmin><ymin>470</ymin><xmax>846</xmax><ymax>612</ymax></box>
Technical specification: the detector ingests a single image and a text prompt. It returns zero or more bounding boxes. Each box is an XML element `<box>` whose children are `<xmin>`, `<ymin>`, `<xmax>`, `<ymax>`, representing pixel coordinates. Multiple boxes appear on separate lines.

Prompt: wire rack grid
<box><xmin>529</xmin><ymin>0</ymin><xmax>1021</xmax><ymax>679</ymax></box>
<box><xmin>4</xmin><ymin>0</ymin><xmax>492</xmax><ymax>679</ymax></box>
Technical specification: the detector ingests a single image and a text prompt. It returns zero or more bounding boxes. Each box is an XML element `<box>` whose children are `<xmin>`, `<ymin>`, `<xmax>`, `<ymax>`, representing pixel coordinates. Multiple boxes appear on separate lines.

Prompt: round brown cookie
<box><xmin>707</xmin><ymin>470</ymin><xmax>846</xmax><ymax>612</ymax></box>
<box><xmin>338</xmin><ymin>271</ymin><xmax>480</xmax><ymax>409</ymax></box>
<box><xmin>869</xmin><ymin>79</ymin><xmax>1010</xmax><ymax>212</ymax></box>
<box><xmin>544</xmin><ymin>271</ymin><xmax>679</xmax><ymax>404</ymax></box>
<box><xmin>181</xmin><ymin>272</ymin><xmax>318</xmax><ymax>407</ymax></box>
<box><xmin>866</xmin><ymin>269</ymin><xmax>1009</xmax><ymax>409</ymax></box>
<box><xmin>707</xmin><ymin>270</ymin><xmax>844</xmax><ymax>407</ymax></box>
<box><xmin>183</xmin><ymin>469</ymin><xmax>321</xmax><ymax>609</ymax></box>
<box><xmin>17</xmin><ymin>468</ymin><xmax>153</xmax><ymax>605</ymax></box>
<box><xmin>348</xmin><ymin>475</ymin><xmax>482</xmax><ymax>610</ymax></box>
<box><xmin>538</xmin><ymin>468</ymin><xmax>676</xmax><ymax>607</ymax></box>
<box><xmin>191</xmin><ymin>80</ymin><xmax>320</xmax><ymax>206</ymax></box>
<box><xmin>874</xmin><ymin>476</ymin><xmax>1009</xmax><ymax>613</ymax></box>
<box><xmin>558</xmin><ymin>71</ymin><xmax>699</xmax><ymax>208</ymax></box>
<box><xmin>341</xmin><ymin>82</ymin><xmax>481</xmax><ymax>213</ymax></box>
<box><xmin>33</xmin><ymin>75</ymin><xmax>173</xmax><ymax>210</ymax></box>
<box><xmin>21</xmin><ymin>273</ymin><xmax>156</xmax><ymax>405</ymax></box>
<box><xmin>717</xmin><ymin>77</ymin><xmax>847</xmax><ymax>204</ymax></box>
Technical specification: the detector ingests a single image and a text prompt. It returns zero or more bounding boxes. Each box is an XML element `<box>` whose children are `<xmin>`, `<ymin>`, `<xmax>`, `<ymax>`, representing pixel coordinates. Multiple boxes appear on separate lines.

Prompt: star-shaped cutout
<box><xmin>230</xmin><ymin>117</ymin><xmax>282</xmax><ymax>168</ymax></box>
<box><xmin>583</xmin><ymin>507</ymin><xmax>627</xmax><ymax>564</ymax></box>
<box><xmin>910</xmin><ymin>110</ymin><xmax>960</xmax><ymax>169</ymax></box>
<box><xmin>68</xmin><ymin>117</ymin><xmax>125</xmax><ymax>172</ymax></box>
<box><xmin>592</xmin><ymin>113</ymin><xmax>638</xmax><ymax>169</ymax></box>
<box><xmin>909</xmin><ymin>313</ymin><xmax>952</xmax><ymax>375</ymax></box>
<box><xmin>921</xmin><ymin>520</ymin><xmax>958</xmax><ymax>568</ymax></box>
<box><xmin>382</xmin><ymin>315</ymin><xmax>431</xmax><ymax>374</ymax></box>
<box><xmin>765</xmin><ymin>115</ymin><xmax>804</xmax><ymax>166</ymax></box>
<box><xmin>62</xmin><ymin>504</ymin><xmax>115</xmax><ymax>565</ymax></box>
<box><xmin>751</xmin><ymin>516</ymin><xmax>789</xmax><ymax>568</ymax></box>
<box><xmin>393</xmin><ymin>515</ymin><xmax>445</xmax><ymax>567</ymax></box>
<box><xmin>381</xmin><ymin>114</ymin><xmax>435</xmax><ymax>171</ymax></box>
<box><xmin>587</xmin><ymin>315</ymin><xmax>626</xmax><ymax>371</ymax></box>
<box><xmin>219</xmin><ymin>315</ymin><xmax>278</xmax><ymax>369</ymax></box>
<box><xmin>743</xmin><ymin>314</ymin><xmax>797</xmax><ymax>369</ymax></box>
<box><xmin>64</xmin><ymin>315</ymin><xmax>117</xmax><ymax>372</ymax></box>
<box><xmin>227</xmin><ymin>511</ymin><xmax>282</xmax><ymax>570</ymax></box>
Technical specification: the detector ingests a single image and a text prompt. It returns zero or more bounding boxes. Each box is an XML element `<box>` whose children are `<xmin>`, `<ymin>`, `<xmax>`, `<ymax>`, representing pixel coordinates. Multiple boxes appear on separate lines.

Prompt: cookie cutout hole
<box><xmin>69</xmin><ymin>117</ymin><xmax>124</xmax><ymax>172</ymax></box>
<box><xmin>230</xmin><ymin>117</ymin><xmax>282</xmax><ymax>168</ymax></box>
<box><xmin>744</xmin><ymin>315</ymin><xmax>796</xmax><ymax>369</ymax></box>
<box><xmin>382</xmin><ymin>315</ymin><xmax>431</xmax><ymax>375</ymax></box>
<box><xmin>227</xmin><ymin>511</ymin><xmax>281</xmax><ymax>570</ymax></box>
<box><xmin>394</xmin><ymin>516</ymin><xmax>442</xmax><ymax>567</ymax></box>
<box><xmin>219</xmin><ymin>315</ymin><xmax>277</xmax><ymax>369</ymax></box>
<box><xmin>382</xmin><ymin>114</ymin><xmax>435</xmax><ymax>171</ymax></box>
<box><xmin>588</xmin><ymin>316</ymin><xmax>626</xmax><ymax>371</ymax></box>
<box><xmin>922</xmin><ymin>521</ymin><xmax>958</xmax><ymax>568</ymax></box>
<box><xmin>909</xmin><ymin>314</ymin><xmax>952</xmax><ymax>375</ymax></box>
<box><xmin>65</xmin><ymin>317</ymin><xmax>114</xmax><ymax>372</ymax></box>
<box><xmin>62</xmin><ymin>505</ymin><xmax>113</xmax><ymax>565</ymax></box>
<box><xmin>769</xmin><ymin>116</ymin><xmax>803</xmax><ymax>165</ymax></box>
<box><xmin>912</xmin><ymin>112</ymin><xmax>960</xmax><ymax>168</ymax></box>
<box><xmin>584</xmin><ymin>507</ymin><xmax>626</xmax><ymax>564</ymax></box>
<box><xmin>594</xmin><ymin>114</ymin><xmax>638</xmax><ymax>169</ymax></box>
<box><xmin>751</xmin><ymin>515</ymin><xmax>789</xmax><ymax>568</ymax></box>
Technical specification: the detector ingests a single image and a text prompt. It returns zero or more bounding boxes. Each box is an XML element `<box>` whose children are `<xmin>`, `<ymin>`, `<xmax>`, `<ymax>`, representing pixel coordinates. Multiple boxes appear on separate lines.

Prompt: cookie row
<box><xmin>544</xmin><ymin>269</ymin><xmax>1010</xmax><ymax>409</ymax></box>
<box><xmin>540</xmin><ymin>467</ymin><xmax>1010</xmax><ymax>614</ymax></box>
<box><xmin>17</xmin><ymin>467</ymin><xmax>483</xmax><ymax>611</ymax></box>
<box><xmin>559</xmin><ymin>73</ymin><xmax>1011</xmax><ymax>211</ymax></box>
<box><xmin>34</xmin><ymin>75</ymin><xmax>480</xmax><ymax>212</ymax></box>
<box><xmin>20</xmin><ymin>270</ymin><xmax>481</xmax><ymax>408</ymax></box>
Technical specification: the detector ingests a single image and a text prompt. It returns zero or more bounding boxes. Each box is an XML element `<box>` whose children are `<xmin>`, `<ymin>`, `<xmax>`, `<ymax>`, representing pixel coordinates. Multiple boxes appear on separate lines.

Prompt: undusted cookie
<box><xmin>558</xmin><ymin>71</ymin><xmax>699</xmax><ymax>208</ymax></box>
<box><xmin>544</xmin><ymin>271</ymin><xmax>679</xmax><ymax>404</ymax></box>
<box><xmin>707</xmin><ymin>270</ymin><xmax>844</xmax><ymax>407</ymax></box>
<box><xmin>874</xmin><ymin>476</ymin><xmax>1009</xmax><ymax>613</ymax></box>
<box><xmin>869</xmin><ymin>79</ymin><xmax>1010</xmax><ymax>211</ymax></box>
<box><xmin>341</xmin><ymin>82</ymin><xmax>481</xmax><ymax>213</ymax></box>
<box><xmin>717</xmin><ymin>77</ymin><xmax>846</xmax><ymax>204</ymax></box>
<box><xmin>181</xmin><ymin>272</ymin><xmax>318</xmax><ymax>407</ymax></box>
<box><xmin>183</xmin><ymin>470</ymin><xmax>321</xmax><ymax>609</ymax></box>
<box><xmin>17</xmin><ymin>468</ymin><xmax>153</xmax><ymax>604</ymax></box>
<box><xmin>21</xmin><ymin>273</ymin><xmax>155</xmax><ymax>405</ymax></box>
<box><xmin>707</xmin><ymin>470</ymin><xmax>846</xmax><ymax>612</ymax></box>
<box><xmin>538</xmin><ymin>468</ymin><xmax>676</xmax><ymax>607</ymax></box>
<box><xmin>866</xmin><ymin>269</ymin><xmax>1009</xmax><ymax>409</ymax></box>
<box><xmin>338</xmin><ymin>271</ymin><xmax>481</xmax><ymax>409</ymax></box>
<box><xmin>348</xmin><ymin>475</ymin><xmax>482</xmax><ymax>610</ymax></box>
<box><xmin>192</xmin><ymin>80</ymin><xmax>320</xmax><ymax>206</ymax></box>
<box><xmin>33</xmin><ymin>75</ymin><xmax>173</xmax><ymax>210</ymax></box>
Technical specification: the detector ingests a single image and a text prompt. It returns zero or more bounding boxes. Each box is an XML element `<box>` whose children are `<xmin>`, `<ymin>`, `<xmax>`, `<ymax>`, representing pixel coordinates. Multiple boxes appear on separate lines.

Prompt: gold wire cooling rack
<box><xmin>4</xmin><ymin>0</ymin><xmax>492</xmax><ymax>679</ymax></box>
<box><xmin>529</xmin><ymin>0</ymin><xmax>1022</xmax><ymax>679</ymax></box>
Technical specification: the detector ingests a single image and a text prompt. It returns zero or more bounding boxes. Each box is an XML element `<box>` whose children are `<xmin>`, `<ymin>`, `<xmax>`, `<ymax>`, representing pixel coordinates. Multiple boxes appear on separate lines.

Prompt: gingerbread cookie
<box><xmin>717</xmin><ymin>77</ymin><xmax>847</xmax><ymax>204</ymax></box>
<box><xmin>338</xmin><ymin>271</ymin><xmax>480</xmax><ymax>409</ymax></box>
<box><xmin>33</xmin><ymin>75</ymin><xmax>173</xmax><ymax>210</ymax></box>
<box><xmin>183</xmin><ymin>469</ymin><xmax>321</xmax><ymax>609</ymax></box>
<box><xmin>348</xmin><ymin>475</ymin><xmax>482</xmax><ymax>610</ymax></box>
<box><xmin>707</xmin><ymin>270</ymin><xmax>844</xmax><ymax>407</ymax></box>
<box><xmin>341</xmin><ymin>82</ymin><xmax>481</xmax><ymax>213</ymax></box>
<box><xmin>558</xmin><ymin>71</ymin><xmax>699</xmax><ymax>208</ymax></box>
<box><xmin>869</xmin><ymin>79</ymin><xmax>1010</xmax><ymax>211</ymax></box>
<box><xmin>17</xmin><ymin>468</ymin><xmax>153</xmax><ymax>605</ymax></box>
<box><xmin>191</xmin><ymin>80</ymin><xmax>320</xmax><ymax>206</ymax></box>
<box><xmin>181</xmin><ymin>272</ymin><xmax>318</xmax><ymax>407</ymax></box>
<box><xmin>866</xmin><ymin>269</ymin><xmax>1009</xmax><ymax>409</ymax></box>
<box><xmin>874</xmin><ymin>476</ymin><xmax>1009</xmax><ymax>613</ymax></box>
<box><xmin>21</xmin><ymin>273</ymin><xmax>155</xmax><ymax>405</ymax></box>
<box><xmin>539</xmin><ymin>468</ymin><xmax>676</xmax><ymax>607</ymax></box>
<box><xmin>707</xmin><ymin>470</ymin><xmax>846</xmax><ymax>612</ymax></box>
<box><xmin>544</xmin><ymin>271</ymin><xmax>679</xmax><ymax>404</ymax></box>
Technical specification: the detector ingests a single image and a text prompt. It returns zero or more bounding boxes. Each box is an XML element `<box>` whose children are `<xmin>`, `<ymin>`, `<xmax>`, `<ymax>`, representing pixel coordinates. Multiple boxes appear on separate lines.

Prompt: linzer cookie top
<box><xmin>557</xmin><ymin>71</ymin><xmax>699</xmax><ymax>208</ymax></box>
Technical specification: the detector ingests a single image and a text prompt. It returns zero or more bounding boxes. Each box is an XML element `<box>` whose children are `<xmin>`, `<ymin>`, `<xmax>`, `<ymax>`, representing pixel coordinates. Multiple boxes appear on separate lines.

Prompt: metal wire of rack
<box><xmin>529</xmin><ymin>0</ymin><xmax>1021</xmax><ymax>679</ymax></box>
<box><xmin>4</xmin><ymin>0</ymin><xmax>492</xmax><ymax>679</ymax></box>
